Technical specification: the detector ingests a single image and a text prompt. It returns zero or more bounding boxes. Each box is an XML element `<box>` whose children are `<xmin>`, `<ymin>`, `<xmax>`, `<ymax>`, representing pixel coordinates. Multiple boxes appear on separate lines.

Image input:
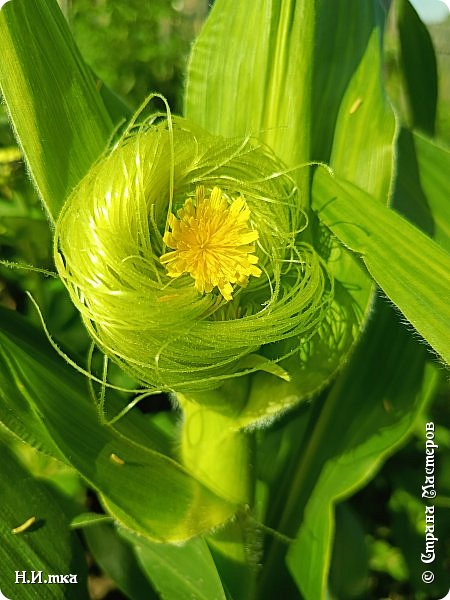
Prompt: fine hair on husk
<box><xmin>54</xmin><ymin>106</ymin><xmax>333</xmax><ymax>393</ymax></box>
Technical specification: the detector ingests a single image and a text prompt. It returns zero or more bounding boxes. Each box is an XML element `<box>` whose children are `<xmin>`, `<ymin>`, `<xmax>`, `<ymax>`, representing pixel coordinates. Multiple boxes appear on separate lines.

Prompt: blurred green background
<box><xmin>65</xmin><ymin>0</ymin><xmax>209</xmax><ymax>112</ymax></box>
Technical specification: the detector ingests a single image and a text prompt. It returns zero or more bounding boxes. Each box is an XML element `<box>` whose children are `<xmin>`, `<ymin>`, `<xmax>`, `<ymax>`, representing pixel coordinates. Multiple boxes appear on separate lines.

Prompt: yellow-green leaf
<box><xmin>0</xmin><ymin>0</ymin><xmax>113</xmax><ymax>221</ymax></box>
<box><xmin>313</xmin><ymin>167</ymin><xmax>450</xmax><ymax>364</ymax></box>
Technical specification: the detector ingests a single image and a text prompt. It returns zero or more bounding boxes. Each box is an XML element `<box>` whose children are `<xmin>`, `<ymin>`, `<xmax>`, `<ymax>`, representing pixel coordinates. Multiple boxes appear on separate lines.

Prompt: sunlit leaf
<box><xmin>312</xmin><ymin>167</ymin><xmax>450</xmax><ymax>364</ymax></box>
<box><xmin>0</xmin><ymin>0</ymin><xmax>113</xmax><ymax>221</ymax></box>
<box><xmin>186</xmin><ymin>0</ymin><xmax>314</xmax><ymax>200</ymax></box>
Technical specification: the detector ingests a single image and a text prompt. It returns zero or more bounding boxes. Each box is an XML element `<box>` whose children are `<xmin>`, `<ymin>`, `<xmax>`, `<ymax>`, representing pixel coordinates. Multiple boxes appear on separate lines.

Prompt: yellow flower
<box><xmin>160</xmin><ymin>186</ymin><xmax>262</xmax><ymax>301</ymax></box>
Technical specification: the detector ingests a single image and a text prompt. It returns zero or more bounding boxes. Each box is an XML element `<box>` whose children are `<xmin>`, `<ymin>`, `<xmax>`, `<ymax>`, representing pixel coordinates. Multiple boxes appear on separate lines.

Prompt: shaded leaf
<box><xmin>0</xmin><ymin>442</ymin><xmax>88</xmax><ymax>599</ymax></box>
<box><xmin>393</xmin><ymin>0</ymin><xmax>438</xmax><ymax>134</ymax></box>
<box><xmin>121</xmin><ymin>528</ymin><xmax>227</xmax><ymax>600</ymax></box>
<box><xmin>329</xmin><ymin>503</ymin><xmax>369</xmax><ymax>599</ymax></box>
<box><xmin>0</xmin><ymin>307</ymin><xmax>236</xmax><ymax>542</ymax></box>
<box><xmin>84</xmin><ymin>523</ymin><xmax>158</xmax><ymax>600</ymax></box>
<box><xmin>413</xmin><ymin>131</ymin><xmax>450</xmax><ymax>252</ymax></box>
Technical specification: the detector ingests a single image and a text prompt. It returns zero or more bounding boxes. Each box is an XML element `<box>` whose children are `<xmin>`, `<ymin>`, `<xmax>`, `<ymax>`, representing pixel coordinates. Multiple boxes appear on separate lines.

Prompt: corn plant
<box><xmin>0</xmin><ymin>0</ymin><xmax>449</xmax><ymax>598</ymax></box>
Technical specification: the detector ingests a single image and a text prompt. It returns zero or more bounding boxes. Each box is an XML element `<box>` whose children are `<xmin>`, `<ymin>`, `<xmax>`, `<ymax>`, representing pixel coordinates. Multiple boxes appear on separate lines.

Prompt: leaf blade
<box><xmin>312</xmin><ymin>167</ymin><xmax>450</xmax><ymax>364</ymax></box>
<box><xmin>413</xmin><ymin>132</ymin><xmax>450</xmax><ymax>252</ymax></box>
<box><xmin>121</xmin><ymin>529</ymin><xmax>227</xmax><ymax>600</ymax></box>
<box><xmin>285</xmin><ymin>301</ymin><xmax>439</xmax><ymax>599</ymax></box>
<box><xmin>185</xmin><ymin>0</ymin><xmax>314</xmax><ymax>201</ymax></box>
<box><xmin>0</xmin><ymin>0</ymin><xmax>113</xmax><ymax>220</ymax></box>
<box><xmin>0</xmin><ymin>442</ymin><xmax>88</xmax><ymax>599</ymax></box>
<box><xmin>0</xmin><ymin>307</ymin><xmax>236</xmax><ymax>542</ymax></box>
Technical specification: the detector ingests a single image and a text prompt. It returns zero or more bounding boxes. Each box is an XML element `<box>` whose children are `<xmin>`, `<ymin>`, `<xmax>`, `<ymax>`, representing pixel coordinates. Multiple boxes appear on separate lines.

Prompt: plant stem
<box><xmin>179</xmin><ymin>391</ymin><xmax>259</xmax><ymax>598</ymax></box>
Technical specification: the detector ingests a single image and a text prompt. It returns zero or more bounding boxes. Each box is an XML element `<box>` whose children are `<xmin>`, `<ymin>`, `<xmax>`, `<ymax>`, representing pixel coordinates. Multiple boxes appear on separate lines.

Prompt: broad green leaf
<box><xmin>0</xmin><ymin>307</ymin><xmax>236</xmax><ymax>542</ymax></box>
<box><xmin>185</xmin><ymin>0</ymin><xmax>314</xmax><ymax>200</ymax></box>
<box><xmin>393</xmin><ymin>0</ymin><xmax>437</xmax><ymax>134</ymax></box>
<box><xmin>0</xmin><ymin>442</ymin><xmax>88</xmax><ymax>599</ymax></box>
<box><xmin>392</xmin><ymin>128</ymin><xmax>435</xmax><ymax>239</ymax></box>
<box><xmin>121</xmin><ymin>528</ymin><xmax>227</xmax><ymax>600</ymax></box>
<box><xmin>83</xmin><ymin>523</ymin><xmax>158</xmax><ymax>600</ymax></box>
<box><xmin>316</xmin><ymin>6</ymin><xmax>395</xmax><ymax>203</ymax></box>
<box><xmin>312</xmin><ymin>167</ymin><xmax>450</xmax><ymax>365</ymax></box>
<box><xmin>284</xmin><ymin>301</ymin><xmax>439</xmax><ymax>600</ymax></box>
<box><xmin>392</xmin><ymin>127</ymin><xmax>450</xmax><ymax>254</ymax></box>
<box><xmin>5</xmin><ymin>435</ymin><xmax>85</xmax><ymax>506</ymax></box>
<box><xmin>95</xmin><ymin>76</ymin><xmax>133</xmax><ymax>126</ymax></box>
<box><xmin>413</xmin><ymin>131</ymin><xmax>450</xmax><ymax>252</ymax></box>
<box><xmin>0</xmin><ymin>329</ymin><xmax>66</xmax><ymax>459</ymax></box>
<box><xmin>432</xmin><ymin>12</ymin><xmax>450</xmax><ymax>143</ymax></box>
<box><xmin>0</xmin><ymin>0</ymin><xmax>113</xmax><ymax>221</ymax></box>
<box><xmin>0</xmin><ymin>307</ymin><xmax>170</xmax><ymax>461</ymax></box>
<box><xmin>311</xmin><ymin>0</ymin><xmax>385</xmax><ymax>161</ymax></box>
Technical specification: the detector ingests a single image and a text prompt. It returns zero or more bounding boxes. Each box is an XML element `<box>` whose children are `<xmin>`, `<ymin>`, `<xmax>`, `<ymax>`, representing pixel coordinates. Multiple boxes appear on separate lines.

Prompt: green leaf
<box><xmin>0</xmin><ymin>442</ymin><xmax>88</xmax><ymax>599</ymax></box>
<box><xmin>391</xmin><ymin>127</ymin><xmax>450</xmax><ymax>254</ymax></box>
<box><xmin>0</xmin><ymin>307</ymin><xmax>236</xmax><ymax>542</ymax></box>
<box><xmin>316</xmin><ymin>7</ymin><xmax>395</xmax><ymax>202</ymax></box>
<box><xmin>329</xmin><ymin>503</ymin><xmax>369</xmax><ymax>599</ymax></box>
<box><xmin>95</xmin><ymin>76</ymin><xmax>133</xmax><ymax>126</ymax></box>
<box><xmin>413</xmin><ymin>131</ymin><xmax>450</xmax><ymax>252</ymax></box>
<box><xmin>185</xmin><ymin>0</ymin><xmax>314</xmax><ymax>202</ymax></box>
<box><xmin>0</xmin><ymin>0</ymin><xmax>113</xmax><ymax>221</ymax></box>
<box><xmin>83</xmin><ymin>523</ymin><xmax>158</xmax><ymax>600</ymax></box>
<box><xmin>0</xmin><ymin>327</ymin><xmax>66</xmax><ymax>459</ymax></box>
<box><xmin>311</xmin><ymin>1</ymin><xmax>396</xmax><ymax>355</ymax></box>
<box><xmin>392</xmin><ymin>128</ymin><xmax>435</xmax><ymax>240</ymax></box>
<box><xmin>312</xmin><ymin>167</ymin><xmax>450</xmax><ymax>364</ymax></box>
<box><xmin>284</xmin><ymin>301</ymin><xmax>439</xmax><ymax>599</ymax></box>
<box><xmin>121</xmin><ymin>528</ymin><xmax>227</xmax><ymax>600</ymax></box>
<box><xmin>5</xmin><ymin>435</ymin><xmax>85</xmax><ymax>507</ymax></box>
<box><xmin>393</xmin><ymin>0</ymin><xmax>438</xmax><ymax>134</ymax></box>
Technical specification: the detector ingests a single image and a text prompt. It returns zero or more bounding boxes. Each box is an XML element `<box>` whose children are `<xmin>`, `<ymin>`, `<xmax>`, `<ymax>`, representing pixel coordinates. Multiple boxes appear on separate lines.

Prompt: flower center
<box><xmin>160</xmin><ymin>186</ymin><xmax>262</xmax><ymax>301</ymax></box>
